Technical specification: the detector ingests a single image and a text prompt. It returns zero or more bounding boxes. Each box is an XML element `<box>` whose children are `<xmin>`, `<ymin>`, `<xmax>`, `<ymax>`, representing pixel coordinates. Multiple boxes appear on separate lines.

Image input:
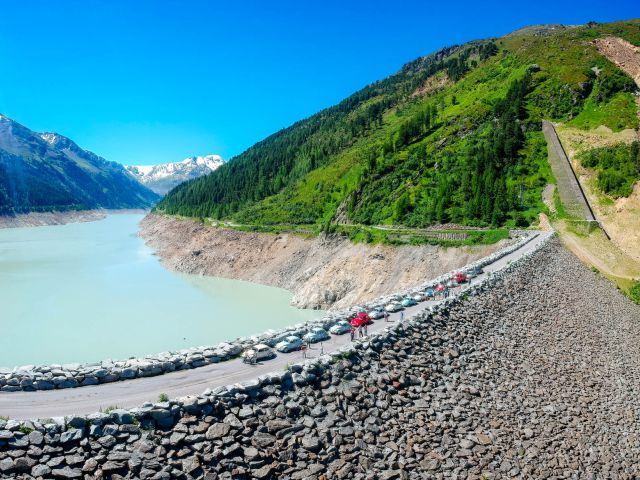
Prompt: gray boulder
<box><xmin>60</xmin><ymin>428</ymin><xmax>83</xmax><ymax>444</ymax></box>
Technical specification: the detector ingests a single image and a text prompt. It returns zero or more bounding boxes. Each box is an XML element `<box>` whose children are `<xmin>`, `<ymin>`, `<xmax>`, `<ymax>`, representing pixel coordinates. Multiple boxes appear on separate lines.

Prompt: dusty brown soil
<box><xmin>538</xmin><ymin>212</ymin><xmax>553</xmax><ymax>231</ymax></box>
<box><xmin>596</xmin><ymin>36</ymin><xmax>640</xmax><ymax>85</ymax></box>
<box><xmin>140</xmin><ymin>214</ymin><xmax>511</xmax><ymax>310</ymax></box>
<box><xmin>411</xmin><ymin>71</ymin><xmax>450</xmax><ymax>97</ymax></box>
<box><xmin>555</xmin><ymin>220</ymin><xmax>640</xmax><ymax>283</ymax></box>
<box><xmin>557</xmin><ymin>125</ymin><xmax>638</xmax><ymax>152</ymax></box>
<box><xmin>542</xmin><ymin>183</ymin><xmax>556</xmax><ymax>213</ymax></box>
<box><xmin>556</xmin><ymin>126</ymin><xmax>640</xmax><ymax>262</ymax></box>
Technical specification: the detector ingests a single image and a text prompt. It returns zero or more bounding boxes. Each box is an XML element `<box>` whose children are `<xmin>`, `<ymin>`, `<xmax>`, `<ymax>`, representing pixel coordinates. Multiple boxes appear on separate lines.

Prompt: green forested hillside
<box><xmin>579</xmin><ymin>142</ymin><xmax>640</xmax><ymax>197</ymax></box>
<box><xmin>157</xmin><ymin>20</ymin><xmax>640</xmax><ymax>228</ymax></box>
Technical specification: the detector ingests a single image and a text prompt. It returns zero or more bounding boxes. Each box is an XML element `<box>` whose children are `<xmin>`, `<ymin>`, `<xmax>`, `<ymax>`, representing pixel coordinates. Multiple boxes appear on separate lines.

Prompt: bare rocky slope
<box><xmin>2</xmin><ymin>239</ymin><xmax>640</xmax><ymax>479</ymax></box>
<box><xmin>0</xmin><ymin>209</ymin><xmax>149</xmax><ymax>229</ymax></box>
<box><xmin>0</xmin><ymin>210</ymin><xmax>107</xmax><ymax>229</ymax></box>
<box><xmin>139</xmin><ymin>214</ymin><xmax>510</xmax><ymax>310</ymax></box>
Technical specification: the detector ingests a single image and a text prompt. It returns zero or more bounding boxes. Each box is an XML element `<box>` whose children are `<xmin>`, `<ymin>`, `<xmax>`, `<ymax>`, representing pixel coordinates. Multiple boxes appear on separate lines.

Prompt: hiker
<box><xmin>350</xmin><ymin>327</ymin><xmax>355</xmax><ymax>341</ymax></box>
<box><xmin>384</xmin><ymin>311</ymin><xmax>389</xmax><ymax>322</ymax></box>
<box><xmin>364</xmin><ymin>324</ymin><xmax>368</xmax><ymax>336</ymax></box>
<box><xmin>400</xmin><ymin>311</ymin><xmax>405</xmax><ymax>322</ymax></box>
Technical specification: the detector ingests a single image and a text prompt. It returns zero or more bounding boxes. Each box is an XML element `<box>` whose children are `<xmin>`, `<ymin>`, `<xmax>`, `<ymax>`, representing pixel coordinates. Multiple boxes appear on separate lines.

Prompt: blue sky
<box><xmin>0</xmin><ymin>1</ymin><xmax>638</xmax><ymax>166</ymax></box>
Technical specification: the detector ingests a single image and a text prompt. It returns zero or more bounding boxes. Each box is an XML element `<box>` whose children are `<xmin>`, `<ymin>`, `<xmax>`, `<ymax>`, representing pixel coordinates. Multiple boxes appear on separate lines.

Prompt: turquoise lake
<box><xmin>0</xmin><ymin>214</ymin><xmax>321</xmax><ymax>368</ymax></box>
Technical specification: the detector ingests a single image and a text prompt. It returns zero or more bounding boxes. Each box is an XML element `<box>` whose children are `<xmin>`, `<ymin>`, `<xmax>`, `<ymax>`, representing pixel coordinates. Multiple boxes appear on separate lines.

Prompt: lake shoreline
<box><xmin>139</xmin><ymin>213</ymin><xmax>514</xmax><ymax>310</ymax></box>
<box><xmin>0</xmin><ymin>209</ymin><xmax>149</xmax><ymax>229</ymax></box>
<box><xmin>0</xmin><ymin>214</ymin><xmax>320</xmax><ymax>367</ymax></box>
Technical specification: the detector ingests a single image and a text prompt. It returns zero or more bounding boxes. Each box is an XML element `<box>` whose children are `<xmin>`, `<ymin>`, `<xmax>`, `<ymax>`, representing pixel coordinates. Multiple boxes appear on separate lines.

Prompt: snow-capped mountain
<box><xmin>126</xmin><ymin>155</ymin><xmax>224</xmax><ymax>195</ymax></box>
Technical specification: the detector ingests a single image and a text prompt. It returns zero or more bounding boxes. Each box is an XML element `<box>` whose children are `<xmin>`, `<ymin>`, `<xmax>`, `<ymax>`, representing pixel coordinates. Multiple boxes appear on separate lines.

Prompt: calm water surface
<box><xmin>0</xmin><ymin>215</ymin><xmax>321</xmax><ymax>368</ymax></box>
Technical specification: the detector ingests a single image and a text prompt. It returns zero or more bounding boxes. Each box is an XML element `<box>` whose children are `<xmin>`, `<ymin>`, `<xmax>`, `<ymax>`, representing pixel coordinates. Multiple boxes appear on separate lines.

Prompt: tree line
<box><xmin>156</xmin><ymin>42</ymin><xmax>499</xmax><ymax>220</ymax></box>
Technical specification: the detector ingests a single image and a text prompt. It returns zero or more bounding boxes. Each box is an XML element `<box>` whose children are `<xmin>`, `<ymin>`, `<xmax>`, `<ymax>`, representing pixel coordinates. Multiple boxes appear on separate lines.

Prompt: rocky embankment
<box><xmin>0</xmin><ymin>211</ymin><xmax>107</xmax><ymax>229</ymax></box>
<box><xmin>139</xmin><ymin>214</ymin><xmax>510</xmax><ymax>310</ymax></box>
<box><xmin>2</xmin><ymin>238</ymin><xmax>640</xmax><ymax>478</ymax></box>
<box><xmin>0</xmin><ymin>210</ymin><xmax>149</xmax><ymax>229</ymax></box>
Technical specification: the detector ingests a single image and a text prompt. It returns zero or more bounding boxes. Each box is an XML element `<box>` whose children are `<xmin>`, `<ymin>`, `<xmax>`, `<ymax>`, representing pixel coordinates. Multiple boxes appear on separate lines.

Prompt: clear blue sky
<box><xmin>0</xmin><ymin>1</ymin><xmax>638</xmax><ymax>166</ymax></box>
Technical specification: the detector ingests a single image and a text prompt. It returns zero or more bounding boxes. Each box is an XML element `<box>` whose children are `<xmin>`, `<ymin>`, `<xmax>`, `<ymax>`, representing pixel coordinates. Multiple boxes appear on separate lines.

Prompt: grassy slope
<box><xmin>232</xmin><ymin>21</ymin><xmax>639</xmax><ymax>228</ymax></box>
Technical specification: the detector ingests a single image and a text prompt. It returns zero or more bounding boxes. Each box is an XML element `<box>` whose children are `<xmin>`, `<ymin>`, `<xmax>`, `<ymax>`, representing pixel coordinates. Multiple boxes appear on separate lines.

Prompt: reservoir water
<box><xmin>0</xmin><ymin>214</ymin><xmax>321</xmax><ymax>368</ymax></box>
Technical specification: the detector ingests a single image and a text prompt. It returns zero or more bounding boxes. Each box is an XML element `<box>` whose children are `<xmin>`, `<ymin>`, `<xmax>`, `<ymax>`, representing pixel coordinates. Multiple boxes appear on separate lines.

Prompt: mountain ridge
<box><xmin>0</xmin><ymin>115</ymin><xmax>159</xmax><ymax>215</ymax></box>
<box><xmin>126</xmin><ymin>155</ymin><xmax>224</xmax><ymax>195</ymax></box>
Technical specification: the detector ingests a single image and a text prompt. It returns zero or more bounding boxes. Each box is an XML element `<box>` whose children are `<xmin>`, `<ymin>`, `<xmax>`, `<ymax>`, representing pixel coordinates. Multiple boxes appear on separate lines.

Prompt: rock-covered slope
<box><xmin>126</xmin><ymin>155</ymin><xmax>224</xmax><ymax>195</ymax></box>
<box><xmin>2</xmin><ymin>239</ymin><xmax>640</xmax><ymax>478</ymax></box>
<box><xmin>139</xmin><ymin>214</ymin><xmax>509</xmax><ymax>310</ymax></box>
<box><xmin>0</xmin><ymin>115</ymin><xmax>159</xmax><ymax>215</ymax></box>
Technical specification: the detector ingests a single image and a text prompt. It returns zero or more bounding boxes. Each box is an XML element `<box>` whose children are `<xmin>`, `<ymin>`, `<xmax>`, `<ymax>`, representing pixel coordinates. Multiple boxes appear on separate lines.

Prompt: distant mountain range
<box><xmin>126</xmin><ymin>155</ymin><xmax>224</xmax><ymax>195</ymax></box>
<box><xmin>0</xmin><ymin>115</ymin><xmax>159</xmax><ymax>215</ymax></box>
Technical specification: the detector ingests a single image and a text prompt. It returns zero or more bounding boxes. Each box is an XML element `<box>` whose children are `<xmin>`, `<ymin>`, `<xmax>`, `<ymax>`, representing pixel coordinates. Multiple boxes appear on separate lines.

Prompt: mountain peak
<box><xmin>126</xmin><ymin>155</ymin><xmax>224</xmax><ymax>195</ymax></box>
<box><xmin>505</xmin><ymin>24</ymin><xmax>574</xmax><ymax>37</ymax></box>
<box><xmin>0</xmin><ymin>114</ymin><xmax>159</xmax><ymax>214</ymax></box>
<box><xmin>39</xmin><ymin>132</ymin><xmax>71</xmax><ymax>148</ymax></box>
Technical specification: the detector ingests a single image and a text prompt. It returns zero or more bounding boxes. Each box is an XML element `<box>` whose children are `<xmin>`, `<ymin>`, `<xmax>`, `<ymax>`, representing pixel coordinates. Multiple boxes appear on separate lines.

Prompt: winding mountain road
<box><xmin>0</xmin><ymin>231</ymin><xmax>549</xmax><ymax>420</ymax></box>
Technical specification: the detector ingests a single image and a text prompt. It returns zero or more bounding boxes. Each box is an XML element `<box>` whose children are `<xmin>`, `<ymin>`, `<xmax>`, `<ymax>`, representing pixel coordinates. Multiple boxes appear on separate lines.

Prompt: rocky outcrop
<box><xmin>139</xmin><ymin>214</ymin><xmax>513</xmax><ymax>310</ymax></box>
<box><xmin>595</xmin><ymin>36</ymin><xmax>640</xmax><ymax>88</ymax></box>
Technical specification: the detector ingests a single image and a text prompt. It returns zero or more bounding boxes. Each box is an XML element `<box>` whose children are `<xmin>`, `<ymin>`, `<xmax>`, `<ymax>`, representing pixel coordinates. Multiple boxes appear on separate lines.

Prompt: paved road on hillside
<box><xmin>0</xmin><ymin>232</ymin><xmax>549</xmax><ymax>420</ymax></box>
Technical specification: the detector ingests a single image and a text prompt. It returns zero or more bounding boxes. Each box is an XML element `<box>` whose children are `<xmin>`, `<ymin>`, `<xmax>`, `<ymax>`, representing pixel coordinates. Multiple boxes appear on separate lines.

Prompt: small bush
<box><xmin>158</xmin><ymin>393</ymin><xmax>169</xmax><ymax>403</ymax></box>
<box><xmin>630</xmin><ymin>281</ymin><xmax>640</xmax><ymax>305</ymax></box>
<box><xmin>580</xmin><ymin>142</ymin><xmax>640</xmax><ymax>198</ymax></box>
<box><xmin>514</xmin><ymin>213</ymin><xmax>530</xmax><ymax>227</ymax></box>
